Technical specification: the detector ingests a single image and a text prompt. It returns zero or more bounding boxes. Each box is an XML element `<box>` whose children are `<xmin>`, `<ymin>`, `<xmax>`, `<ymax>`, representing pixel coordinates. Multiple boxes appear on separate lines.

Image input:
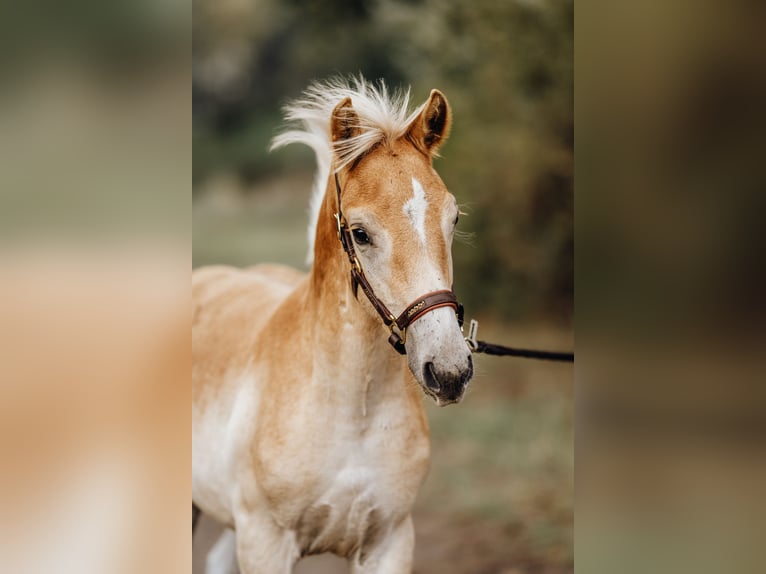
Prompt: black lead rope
<box><xmin>464</xmin><ymin>319</ymin><xmax>574</xmax><ymax>363</ymax></box>
<box><xmin>472</xmin><ymin>342</ymin><xmax>574</xmax><ymax>362</ymax></box>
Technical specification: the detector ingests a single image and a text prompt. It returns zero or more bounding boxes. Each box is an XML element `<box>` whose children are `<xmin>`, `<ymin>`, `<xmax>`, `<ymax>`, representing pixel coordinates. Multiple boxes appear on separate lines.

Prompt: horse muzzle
<box><xmin>421</xmin><ymin>354</ymin><xmax>473</xmax><ymax>406</ymax></box>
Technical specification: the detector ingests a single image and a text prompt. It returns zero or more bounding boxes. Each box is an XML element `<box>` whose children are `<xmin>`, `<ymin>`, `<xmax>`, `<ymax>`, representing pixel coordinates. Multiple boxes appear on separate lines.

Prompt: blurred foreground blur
<box><xmin>0</xmin><ymin>1</ymin><xmax>189</xmax><ymax>573</ymax></box>
<box><xmin>578</xmin><ymin>0</ymin><xmax>766</xmax><ymax>572</ymax></box>
<box><xmin>0</xmin><ymin>248</ymin><xmax>189</xmax><ymax>574</ymax></box>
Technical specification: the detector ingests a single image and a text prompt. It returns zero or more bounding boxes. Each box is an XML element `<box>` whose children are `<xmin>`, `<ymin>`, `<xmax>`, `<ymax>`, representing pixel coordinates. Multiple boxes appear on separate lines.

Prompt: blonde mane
<box><xmin>270</xmin><ymin>76</ymin><xmax>424</xmax><ymax>266</ymax></box>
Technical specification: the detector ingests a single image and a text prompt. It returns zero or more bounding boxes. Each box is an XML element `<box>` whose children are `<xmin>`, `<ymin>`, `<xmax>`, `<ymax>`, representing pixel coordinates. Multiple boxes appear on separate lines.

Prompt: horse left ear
<box><xmin>331</xmin><ymin>97</ymin><xmax>361</xmax><ymax>143</ymax></box>
<box><xmin>407</xmin><ymin>89</ymin><xmax>452</xmax><ymax>157</ymax></box>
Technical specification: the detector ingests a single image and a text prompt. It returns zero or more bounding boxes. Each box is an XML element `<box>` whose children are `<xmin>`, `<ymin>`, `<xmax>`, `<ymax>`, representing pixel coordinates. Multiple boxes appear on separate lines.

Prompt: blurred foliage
<box><xmin>576</xmin><ymin>0</ymin><xmax>766</xmax><ymax>341</ymax></box>
<box><xmin>193</xmin><ymin>0</ymin><xmax>572</xmax><ymax>323</ymax></box>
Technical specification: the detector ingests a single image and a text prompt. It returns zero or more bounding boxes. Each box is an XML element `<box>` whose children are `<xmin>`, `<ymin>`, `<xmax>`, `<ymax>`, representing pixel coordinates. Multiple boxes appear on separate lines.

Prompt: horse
<box><xmin>192</xmin><ymin>77</ymin><xmax>474</xmax><ymax>574</ymax></box>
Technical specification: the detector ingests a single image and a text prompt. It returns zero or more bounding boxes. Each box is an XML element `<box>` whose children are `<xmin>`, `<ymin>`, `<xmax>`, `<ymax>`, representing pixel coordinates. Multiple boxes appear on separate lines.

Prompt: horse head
<box><xmin>328</xmin><ymin>88</ymin><xmax>473</xmax><ymax>406</ymax></box>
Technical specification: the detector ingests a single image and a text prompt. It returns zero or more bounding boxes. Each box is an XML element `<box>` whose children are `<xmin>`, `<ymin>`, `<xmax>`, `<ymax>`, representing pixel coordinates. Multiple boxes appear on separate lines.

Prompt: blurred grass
<box><xmin>416</xmin><ymin>318</ymin><xmax>573</xmax><ymax>572</ymax></box>
<box><xmin>192</xmin><ymin>171</ymin><xmax>313</xmax><ymax>270</ymax></box>
<box><xmin>193</xmin><ymin>175</ymin><xmax>573</xmax><ymax>573</ymax></box>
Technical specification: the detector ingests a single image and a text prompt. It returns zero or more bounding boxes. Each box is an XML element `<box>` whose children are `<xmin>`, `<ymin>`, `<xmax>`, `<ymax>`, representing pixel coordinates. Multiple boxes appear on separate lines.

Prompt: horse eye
<box><xmin>351</xmin><ymin>228</ymin><xmax>371</xmax><ymax>246</ymax></box>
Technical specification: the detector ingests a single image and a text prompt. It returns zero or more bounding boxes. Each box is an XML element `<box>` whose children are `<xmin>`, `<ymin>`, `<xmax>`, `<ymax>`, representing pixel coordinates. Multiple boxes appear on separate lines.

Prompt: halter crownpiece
<box><xmin>334</xmin><ymin>173</ymin><xmax>464</xmax><ymax>355</ymax></box>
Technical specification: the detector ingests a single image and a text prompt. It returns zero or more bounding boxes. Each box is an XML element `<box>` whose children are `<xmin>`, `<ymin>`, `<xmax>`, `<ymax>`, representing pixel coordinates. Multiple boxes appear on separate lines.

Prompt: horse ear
<box><xmin>408</xmin><ymin>89</ymin><xmax>451</xmax><ymax>157</ymax></box>
<box><xmin>331</xmin><ymin>97</ymin><xmax>361</xmax><ymax>143</ymax></box>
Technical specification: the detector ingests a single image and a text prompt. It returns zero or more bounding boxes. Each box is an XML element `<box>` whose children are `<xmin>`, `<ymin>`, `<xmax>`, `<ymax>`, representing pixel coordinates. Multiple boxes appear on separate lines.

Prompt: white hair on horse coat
<box><xmin>270</xmin><ymin>76</ymin><xmax>425</xmax><ymax>266</ymax></box>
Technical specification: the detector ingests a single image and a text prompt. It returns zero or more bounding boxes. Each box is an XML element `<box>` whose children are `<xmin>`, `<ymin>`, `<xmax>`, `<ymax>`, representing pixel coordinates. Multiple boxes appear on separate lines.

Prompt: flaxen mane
<box><xmin>270</xmin><ymin>76</ymin><xmax>426</xmax><ymax>265</ymax></box>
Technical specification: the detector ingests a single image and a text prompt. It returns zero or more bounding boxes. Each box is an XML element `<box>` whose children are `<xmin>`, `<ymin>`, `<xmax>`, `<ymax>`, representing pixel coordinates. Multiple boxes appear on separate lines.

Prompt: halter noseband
<box><xmin>333</xmin><ymin>173</ymin><xmax>464</xmax><ymax>355</ymax></box>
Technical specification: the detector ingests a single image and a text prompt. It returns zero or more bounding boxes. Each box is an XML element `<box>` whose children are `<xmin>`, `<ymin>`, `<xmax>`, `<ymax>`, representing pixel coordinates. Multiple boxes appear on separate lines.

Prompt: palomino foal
<box><xmin>192</xmin><ymin>78</ymin><xmax>473</xmax><ymax>574</ymax></box>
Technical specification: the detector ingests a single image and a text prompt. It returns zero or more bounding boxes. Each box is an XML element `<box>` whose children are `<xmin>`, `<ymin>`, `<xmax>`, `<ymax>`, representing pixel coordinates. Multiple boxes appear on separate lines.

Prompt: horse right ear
<box><xmin>407</xmin><ymin>89</ymin><xmax>451</xmax><ymax>157</ymax></box>
<box><xmin>331</xmin><ymin>97</ymin><xmax>361</xmax><ymax>143</ymax></box>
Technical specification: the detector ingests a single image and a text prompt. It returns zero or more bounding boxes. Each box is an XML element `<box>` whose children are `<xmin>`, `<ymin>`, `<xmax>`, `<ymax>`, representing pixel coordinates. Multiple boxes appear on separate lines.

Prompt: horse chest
<box><xmin>256</xmin><ymin>410</ymin><xmax>429</xmax><ymax>556</ymax></box>
<box><xmin>321</xmin><ymin>411</ymin><xmax>430</xmax><ymax>498</ymax></box>
<box><xmin>271</xmin><ymin>416</ymin><xmax>429</xmax><ymax>509</ymax></box>
<box><xmin>294</xmin><ymin>453</ymin><xmax>421</xmax><ymax>558</ymax></box>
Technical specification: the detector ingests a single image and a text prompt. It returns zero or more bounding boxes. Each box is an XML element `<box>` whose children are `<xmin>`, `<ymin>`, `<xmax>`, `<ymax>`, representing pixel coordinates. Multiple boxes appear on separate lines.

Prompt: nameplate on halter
<box><xmin>407</xmin><ymin>301</ymin><xmax>426</xmax><ymax>317</ymax></box>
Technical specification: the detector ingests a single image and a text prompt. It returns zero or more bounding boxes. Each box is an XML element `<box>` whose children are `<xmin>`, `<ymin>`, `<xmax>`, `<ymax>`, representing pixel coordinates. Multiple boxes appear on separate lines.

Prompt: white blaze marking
<box><xmin>404</xmin><ymin>177</ymin><xmax>428</xmax><ymax>244</ymax></box>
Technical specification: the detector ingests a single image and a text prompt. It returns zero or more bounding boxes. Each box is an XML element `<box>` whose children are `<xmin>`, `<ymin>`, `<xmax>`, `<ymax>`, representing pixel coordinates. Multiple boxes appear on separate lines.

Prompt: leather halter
<box><xmin>333</xmin><ymin>173</ymin><xmax>464</xmax><ymax>355</ymax></box>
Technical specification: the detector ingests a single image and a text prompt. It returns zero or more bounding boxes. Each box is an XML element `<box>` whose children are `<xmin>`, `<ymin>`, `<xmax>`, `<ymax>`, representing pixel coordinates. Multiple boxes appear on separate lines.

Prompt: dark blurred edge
<box><xmin>577</xmin><ymin>0</ymin><xmax>766</xmax><ymax>572</ymax></box>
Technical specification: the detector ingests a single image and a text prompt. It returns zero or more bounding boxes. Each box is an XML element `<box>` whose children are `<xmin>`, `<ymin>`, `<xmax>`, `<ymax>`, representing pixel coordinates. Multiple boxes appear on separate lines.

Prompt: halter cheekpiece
<box><xmin>333</xmin><ymin>173</ymin><xmax>464</xmax><ymax>355</ymax></box>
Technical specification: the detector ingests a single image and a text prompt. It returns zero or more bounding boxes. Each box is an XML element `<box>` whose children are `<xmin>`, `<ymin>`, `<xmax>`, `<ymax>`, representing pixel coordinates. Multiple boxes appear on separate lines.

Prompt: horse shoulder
<box><xmin>192</xmin><ymin>264</ymin><xmax>311</xmax><ymax>435</ymax></box>
<box><xmin>192</xmin><ymin>265</ymin><xmax>310</xmax><ymax>520</ymax></box>
<box><xmin>192</xmin><ymin>266</ymin><xmax>301</xmax><ymax>368</ymax></box>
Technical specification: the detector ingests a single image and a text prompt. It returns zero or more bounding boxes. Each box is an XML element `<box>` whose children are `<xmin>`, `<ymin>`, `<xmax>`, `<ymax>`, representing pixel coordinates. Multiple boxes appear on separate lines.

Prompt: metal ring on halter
<box><xmin>334</xmin><ymin>212</ymin><xmax>344</xmax><ymax>241</ymax></box>
<box><xmin>465</xmin><ymin>319</ymin><xmax>479</xmax><ymax>351</ymax></box>
<box><xmin>389</xmin><ymin>321</ymin><xmax>407</xmax><ymax>345</ymax></box>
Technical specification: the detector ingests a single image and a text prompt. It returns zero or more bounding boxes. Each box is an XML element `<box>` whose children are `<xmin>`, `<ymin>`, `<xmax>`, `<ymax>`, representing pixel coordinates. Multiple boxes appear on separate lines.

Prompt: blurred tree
<box><xmin>373</xmin><ymin>0</ymin><xmax>573</xmax><ymax>321</ymax></box>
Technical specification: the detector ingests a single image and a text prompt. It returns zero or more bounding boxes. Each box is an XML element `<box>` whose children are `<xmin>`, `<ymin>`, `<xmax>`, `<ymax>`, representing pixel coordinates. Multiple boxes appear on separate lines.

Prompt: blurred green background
<box><xmin>193</xmin><ymin>0</ymin><xmax>572</xmax><ymax>572</ymax></box>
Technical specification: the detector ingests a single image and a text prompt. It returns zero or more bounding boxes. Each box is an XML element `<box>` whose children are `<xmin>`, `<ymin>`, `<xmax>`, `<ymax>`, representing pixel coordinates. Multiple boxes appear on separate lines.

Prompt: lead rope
<box><xmin>464</xmin><ymin>319</ymin><xmax>575</xmax><ymax>363</ymax></box>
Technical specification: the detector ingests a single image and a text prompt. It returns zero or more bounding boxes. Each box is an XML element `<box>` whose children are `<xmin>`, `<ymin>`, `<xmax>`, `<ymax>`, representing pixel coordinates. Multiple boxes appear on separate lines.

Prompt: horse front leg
<box><xmin>234</xmin><ymin>513</ymin><xmax>299</xmax><ymax>574</ymax></box>
<box><xmin>351</xmin><ymin>515</ymin><xmax>415</xmax><ymax>574</ymax></box>
<box><xmin>206</xmin><ymin>528</ymin><xmax>239</xmax><ymax>574</ymax></box>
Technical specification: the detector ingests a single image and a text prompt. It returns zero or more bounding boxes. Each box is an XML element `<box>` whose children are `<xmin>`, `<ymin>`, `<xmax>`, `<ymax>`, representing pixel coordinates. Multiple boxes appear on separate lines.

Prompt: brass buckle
<box><xmin>334</xmin><ymin>212</ymin><xmax>343</xmax><ymax>241</ymax></box>
<box><xmin>387</xmin><ymin>319</ymin><xmax>407</xmax><ymax>354</ymax></box>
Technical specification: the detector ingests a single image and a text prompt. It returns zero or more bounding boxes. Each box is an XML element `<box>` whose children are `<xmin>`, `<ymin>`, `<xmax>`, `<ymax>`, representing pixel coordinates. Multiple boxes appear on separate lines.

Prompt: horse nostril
<box><xmin>464</xmin><ymin>354</ymin><xmax>474</xmax><ymax>384</ymax></box>
<box><xmin>423</xmin><ymin>361</ymin><xmax>441</xmax><ymax>392</ymax></box>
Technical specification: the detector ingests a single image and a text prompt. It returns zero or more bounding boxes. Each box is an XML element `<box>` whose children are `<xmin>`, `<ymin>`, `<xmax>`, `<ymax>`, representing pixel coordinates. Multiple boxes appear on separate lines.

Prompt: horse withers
<box><xmin>192</xmin><ymin>77</ymin><xmax>473</xmax><ymax>574</ymax></box>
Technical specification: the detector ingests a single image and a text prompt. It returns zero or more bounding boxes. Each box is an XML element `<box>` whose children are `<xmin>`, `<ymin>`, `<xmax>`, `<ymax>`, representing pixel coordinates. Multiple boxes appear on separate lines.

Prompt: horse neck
<box><xmin>304</xmin><ymin>179</ymin><xmax>415</xmax><ymax>417</ymax></box>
